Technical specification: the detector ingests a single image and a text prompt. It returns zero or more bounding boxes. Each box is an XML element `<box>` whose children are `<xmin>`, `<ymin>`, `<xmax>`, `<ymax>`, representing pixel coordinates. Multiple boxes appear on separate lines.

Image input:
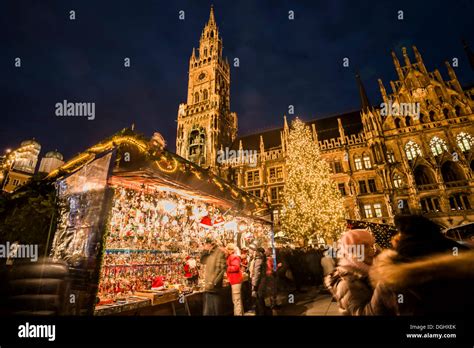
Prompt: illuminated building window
<box><xmin>457</xmin><ymin>132</ymin><xmax>473</xmax><ymax>152</ymax></box>
<box><xmin>363</xmin><ymin>154</ymin><xmax>372</xmax><ymax>169</ymax></box>
<box><xmin>354</xmin><ymin>156</ymin><xmax>363</xmax><ymax>170</ymax></box>
<box><xmin>387</xmin><ymin>150</ymin><xmax>395</xmax><ymax>163</ymax></box>
<box><xmin>364</xmin><ymin>204</ymin><xmax>373</xmax><ymax>218</ymax></box>
<box><xmin>449</xmin><ymin>194</ymin><xmax>471</xmax><ymax>211</ymax></box>
<box><xmin>269</xmin><ymin>166</ymin><xmax>283</xmax><ymax>182</ymax></box>
<box><xmin>246</xmin><ymin>170</ymin><xmax>260</xmax><ymax>186</ymax></box>
<box><xmin>421</xmin><ymin>197</ymin><xmax>441</xmax><ymax>213</ymax></box>
<box><xmin>393</xmin><ymin>174</ymin><xmax>403</xmax><ymax>188</ymax></box>
<box><xmin>404</xmin><ymin>141</ymin><xmax>422</xmax><ymax>160</ymax></box>
<box><xmin>429</xmin><ymin>136</ymin><xmax>448</xmax><ymax>157</ymax></box>
<box><xmin>374</xmin><ymin>203</ymin><xmax>383</xmax><ymax>217</ymax></box>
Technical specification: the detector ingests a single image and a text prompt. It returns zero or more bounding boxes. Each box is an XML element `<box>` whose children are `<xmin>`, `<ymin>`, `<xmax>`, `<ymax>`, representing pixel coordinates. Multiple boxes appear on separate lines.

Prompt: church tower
<box><xmin>176</xmin><ymin>6</ymin><xmax>237</xmax><ymax>169</ymax></box>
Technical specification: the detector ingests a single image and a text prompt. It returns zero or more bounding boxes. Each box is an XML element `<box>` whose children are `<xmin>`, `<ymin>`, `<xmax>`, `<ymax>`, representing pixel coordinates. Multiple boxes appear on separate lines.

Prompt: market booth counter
<box><xmin>47</xmin><ymin>129</ymin><xmax>272</xmax><ymax>315</ymax></box>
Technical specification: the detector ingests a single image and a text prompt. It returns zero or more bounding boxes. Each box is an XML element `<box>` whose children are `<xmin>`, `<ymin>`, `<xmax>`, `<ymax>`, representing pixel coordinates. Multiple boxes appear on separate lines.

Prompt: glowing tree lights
<box><xmin>281</xmin><ymin>118</ymin><xmax>345</xmax><ymax>246</ymax></box>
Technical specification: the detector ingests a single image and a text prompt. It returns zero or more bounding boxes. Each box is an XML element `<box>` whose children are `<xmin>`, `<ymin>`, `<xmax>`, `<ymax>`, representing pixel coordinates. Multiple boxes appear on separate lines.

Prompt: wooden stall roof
<box><xmin>46</xmin><ymin>128</ymin><xmax>271</xmax><ymax>220</ymax></box>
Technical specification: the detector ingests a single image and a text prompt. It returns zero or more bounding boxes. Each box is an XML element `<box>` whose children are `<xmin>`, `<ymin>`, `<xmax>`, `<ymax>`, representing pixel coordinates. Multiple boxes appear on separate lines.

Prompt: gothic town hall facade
<box><xmin>176</xmin><ymin>7</ymin><xmax>474</xmax><ymax>230</ymax></box>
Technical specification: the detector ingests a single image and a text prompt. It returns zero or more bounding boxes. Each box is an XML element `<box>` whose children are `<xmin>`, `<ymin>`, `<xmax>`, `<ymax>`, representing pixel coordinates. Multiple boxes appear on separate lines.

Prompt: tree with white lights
<box><xmin>281</xmin><ymin>118</ymin><xmax>346</xmax><ymax>246</ymax></box>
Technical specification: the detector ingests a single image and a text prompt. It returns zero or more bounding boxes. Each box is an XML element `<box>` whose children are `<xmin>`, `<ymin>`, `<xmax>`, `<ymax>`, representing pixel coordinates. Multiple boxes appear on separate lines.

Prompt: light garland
<box><xmin>281</xmin><ymin>118</ymin><xmax>346</xmax><ymax>245</ymax></box>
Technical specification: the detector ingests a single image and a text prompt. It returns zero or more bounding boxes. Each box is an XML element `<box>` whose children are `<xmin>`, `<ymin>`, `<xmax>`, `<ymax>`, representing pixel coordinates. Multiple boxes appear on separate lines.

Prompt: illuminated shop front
<box><xmin>48</xmin><ymin>129</ymin><xmax>272</xmax><ymax>315</ymax></box>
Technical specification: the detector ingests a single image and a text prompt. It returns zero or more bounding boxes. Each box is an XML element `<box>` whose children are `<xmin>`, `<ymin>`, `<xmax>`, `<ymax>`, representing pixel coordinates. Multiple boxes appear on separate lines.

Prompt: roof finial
<box><xmin>355</xmin><ymin>72</ymin><xmax>371</xmax><ymax>112</ymax></box>
<box><xmin>208</xmin><ymin>5</ymin><xmax>216</xmax><ymax>25</ymax></box>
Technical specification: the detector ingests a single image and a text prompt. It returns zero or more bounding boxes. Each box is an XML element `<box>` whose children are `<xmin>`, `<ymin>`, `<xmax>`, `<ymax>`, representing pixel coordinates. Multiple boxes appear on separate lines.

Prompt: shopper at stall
<box><xmin>200</xmin><ymin>238</ymin><xmax>227</xmax><ymax>316</ymax></box>
<box><xmin>250</xmin><ymin>245</ymin><xmax>269</xmax><ymax>315</ymax></box>
<box><xmin>225</xmin><ymin>243</ymin><xmax>243</xmax><ymax>316</ymax></box>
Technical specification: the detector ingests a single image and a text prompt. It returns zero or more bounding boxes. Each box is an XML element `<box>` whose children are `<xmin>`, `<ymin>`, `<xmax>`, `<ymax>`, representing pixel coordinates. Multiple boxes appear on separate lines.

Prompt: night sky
<box><xmin>1</xmin><ymin>0</ymin><xmax>473</xmax><ymax>160</ymax></box>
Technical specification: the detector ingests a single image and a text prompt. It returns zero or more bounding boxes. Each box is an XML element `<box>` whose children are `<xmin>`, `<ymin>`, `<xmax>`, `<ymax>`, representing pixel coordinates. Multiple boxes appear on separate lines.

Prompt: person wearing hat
<box><xmin>360</xmin><ymin>215</ymin><xmax>473</xmax><ymax>315</ymax></box>
<box><xmin>225</xmin><ymin>243</ymin><xmax>243</xmax><ymax>315</ymax></box>
<box><xmin>324</xmin><ymin>228</ymin><xmax>375</xmax><ymax>315</ymax></box>
<box><xmin>200</xmin><ymin>238</ymin><xmax>227</xmax><ymax>315</ymax></box>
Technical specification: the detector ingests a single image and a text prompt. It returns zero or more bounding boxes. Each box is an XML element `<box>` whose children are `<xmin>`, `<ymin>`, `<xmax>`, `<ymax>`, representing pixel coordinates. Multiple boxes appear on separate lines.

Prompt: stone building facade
<box><xmin>177</xmin><ymin>7</ymin><xmax>474</xmax><ymax>229</ymax></box>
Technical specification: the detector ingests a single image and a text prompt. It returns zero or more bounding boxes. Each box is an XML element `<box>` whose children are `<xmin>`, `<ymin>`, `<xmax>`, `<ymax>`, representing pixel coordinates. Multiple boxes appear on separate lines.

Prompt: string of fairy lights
<box><xmin>281</xmin><ymin>118</ymin><xmax>346</xmax><ymax>244</ymax></box>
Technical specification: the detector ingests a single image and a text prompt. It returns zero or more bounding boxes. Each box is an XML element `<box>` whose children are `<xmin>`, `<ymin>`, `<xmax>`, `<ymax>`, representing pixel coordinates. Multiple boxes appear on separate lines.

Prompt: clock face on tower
<box><xmin>198</xmin><ymin>72</ymin><xmax>206</xmax><ymax>81</ymax></box>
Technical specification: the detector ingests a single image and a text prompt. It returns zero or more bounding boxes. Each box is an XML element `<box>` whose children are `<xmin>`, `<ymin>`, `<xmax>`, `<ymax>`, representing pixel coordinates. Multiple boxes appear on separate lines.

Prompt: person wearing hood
<box><xmin>249</xmin><ymin>244</ymin><xmax>269</xmax><ymax>315</ymax></box>
<box><xmin>328</xmin><ymin>215</ymin><xmax>474</xmax><ymax>315</ymax></box>
<box><xmin>324</xmin><ymin>229</ymin><xmax>375</xmax><ymax>315</ymax></box>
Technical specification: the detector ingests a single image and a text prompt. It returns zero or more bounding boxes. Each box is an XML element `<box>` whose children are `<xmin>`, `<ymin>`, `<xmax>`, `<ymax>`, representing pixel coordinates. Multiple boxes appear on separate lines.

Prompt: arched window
<box><xmin>443</xmin><ymin>108</ymin><xmax>449</xmax><ymax>118</ymax></box>
<box><xmin>457</xmin><ymin>132</ymin><xmax>473</xmax><ymax>152</ymax></box>
<box><xmin>455</xmin><ymin>105</ymin><xmax>461</xmax><ymax>116</ymax></box>
<box><xmin>194</xmin><ymin>92</ymin><xmax>199</xmax><ymax>103</ymax></box>
<box><xmin>395</xmin><ymin>118</ymin><xmax>401</xmax><ymax>129</ymax></box>
<box><xmin>393</xmin><ymin>173</ymin><xmax>403</xmax><ymax>188</ymax></box>
<box><xmin>204</xmin><ymin>48</ymin><xmax>208</xmax><ymax>56</ymax></box>
<box><xmin>354</xmin><ymin>156</ymin><xmax>363</xmax><ymax>170</ymax></box>
<box><xmin>210</xmin><ymin>30</ymin><xmax>214</xmax><ymax>38</ymax></box>
<box><xmin>203</xmin><ymin>89</ymin><xmax>208</xmax><ymax>100</ymax></box>
<box><xmin>414</xmin><ymin>165</ymin><xmax>436</xmax><ymax>185</ymax></box>
<box><xmin>405</xmin><ymin>141</ymin><xmax>422</xmax><ymax>160</ymax></box>
<box><xmin>386</xmin><ymin>150</ymin><xmax>395</xmax><ymax>163</ymax></box>
<box><xmin>429</xmin><ymin>110</ymin><xmax>435</xmax><ymax>121</ymax></box>
<box><xmin>405</xmin><ymin>116</ymin><xmax>412</xmax><ymax>127</ymax></box>
<box><xmin>363</xmin><ymin>153</ymin><xmax>372</xmax><ymax>169</ymax></box>
<box><xmin>441</xmin><ymin>161</ymin><xmax>466</xmax><ymax>182</ymax></box>
<box><xmin>429</xmin><ymin>136</ymin><xmax>448</xmax><ymax>156</ymax></box>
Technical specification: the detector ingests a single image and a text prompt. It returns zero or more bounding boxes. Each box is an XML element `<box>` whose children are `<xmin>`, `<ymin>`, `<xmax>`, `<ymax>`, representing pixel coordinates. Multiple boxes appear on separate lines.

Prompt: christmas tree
<box><xmin>281</xmin><ymin>118</ymin><xmax>346</xmax><ymax>245</ymax></box>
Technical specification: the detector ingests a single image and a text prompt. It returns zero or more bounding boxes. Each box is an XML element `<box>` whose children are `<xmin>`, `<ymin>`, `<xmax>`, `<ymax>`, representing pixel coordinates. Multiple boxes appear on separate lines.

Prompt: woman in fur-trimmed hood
<box><xmin>324</xmin><ymin>228</ymin><xmax>376</xmax><ymax>315</ymax></box>
<box><xmin>327</xmin><ymin>215</ymin><xmax>474</xmax><ymax>316</ymax></box>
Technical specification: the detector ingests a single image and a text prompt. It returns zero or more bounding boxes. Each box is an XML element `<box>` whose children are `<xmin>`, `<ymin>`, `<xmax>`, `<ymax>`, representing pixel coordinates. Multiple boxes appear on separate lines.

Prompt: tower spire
<box><xmin>462</xmin><ymin>39</ymin><xmax>474</xmax><ymax>71</ymax></box>
<box><xmin>401</xmin><ymin>47</ymin><xmax>411</xmax><ymax>67</ymax></box>
<box><xmin>208</xmin><ymin>5</ymin><xmax>216</xmax><ymax>26</ymax></box>
<box><xmin>355</xmin><ymin>72</ymin><xmax>371</xmax><ymax>112</ymax></box>
<box><xmin>412</xmin><ymin>45</ymin><xmax>428</xmax><ymax>74</ymax></box>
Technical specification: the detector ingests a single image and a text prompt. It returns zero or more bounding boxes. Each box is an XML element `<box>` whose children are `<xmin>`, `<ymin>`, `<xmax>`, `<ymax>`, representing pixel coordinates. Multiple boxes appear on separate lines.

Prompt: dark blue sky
<box><xmin>1</xmin><ymin>0</ymin><xmax>473</xmax><ymax>159</ymax></box>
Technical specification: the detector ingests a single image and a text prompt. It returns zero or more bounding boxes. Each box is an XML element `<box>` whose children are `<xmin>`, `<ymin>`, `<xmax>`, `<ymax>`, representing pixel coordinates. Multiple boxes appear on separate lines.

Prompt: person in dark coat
<box><xmin>328</xmin><ymin>215</ymin><xmax>474</xmax><ymax>315</ymax></box>
<box><xmin>250</xmin><ymin>245</ymin><xmax>269</xmax><ymax>315</ymax></box>
<box><xmin>200</xmin><ymin>238</ymin><xmax>227</xmax><ymax>316</ymax></box>
<box><xmin>324</xmin><ymin>229</ymin><xmax>376</xmax><ymax>315</ymax></box>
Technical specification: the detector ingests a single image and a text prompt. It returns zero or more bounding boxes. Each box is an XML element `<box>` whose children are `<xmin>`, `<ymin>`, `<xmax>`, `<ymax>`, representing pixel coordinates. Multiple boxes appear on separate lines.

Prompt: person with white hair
<box><xmin>225</xmin><ymin>243</ymin><xmax>243</xmax><ymax>315</ymax></box>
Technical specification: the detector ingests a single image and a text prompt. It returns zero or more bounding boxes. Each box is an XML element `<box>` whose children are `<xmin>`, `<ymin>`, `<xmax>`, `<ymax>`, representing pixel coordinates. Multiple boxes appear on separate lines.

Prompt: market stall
<box><xmin>47</xmin><ymin>129</ymin><xmax>272</xmax><ymax>315</ymax></box>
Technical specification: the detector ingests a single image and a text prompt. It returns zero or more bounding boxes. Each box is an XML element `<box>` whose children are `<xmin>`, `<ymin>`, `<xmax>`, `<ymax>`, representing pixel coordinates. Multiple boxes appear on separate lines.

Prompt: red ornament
<box><xmin>200</xmin><ymin>216</ymin><xmax>213</xmax><ymax>228</ymax></box>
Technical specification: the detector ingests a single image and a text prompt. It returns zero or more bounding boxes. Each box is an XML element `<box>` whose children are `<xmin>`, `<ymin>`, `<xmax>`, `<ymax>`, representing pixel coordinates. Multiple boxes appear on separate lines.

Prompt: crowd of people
<box><xmin>198</xmin><ymin>214</ymin><xmax>474</xmax><ymax>316</ymax></box>
<box><xmin>199</xmin><ymin>238</ymin><xmax>277</xmax><ymax>316</ymax></box>
<box><xmin>325</xmin><ymin>214</ymin><xmax>474</xmax><ymax>315</ymax></box>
